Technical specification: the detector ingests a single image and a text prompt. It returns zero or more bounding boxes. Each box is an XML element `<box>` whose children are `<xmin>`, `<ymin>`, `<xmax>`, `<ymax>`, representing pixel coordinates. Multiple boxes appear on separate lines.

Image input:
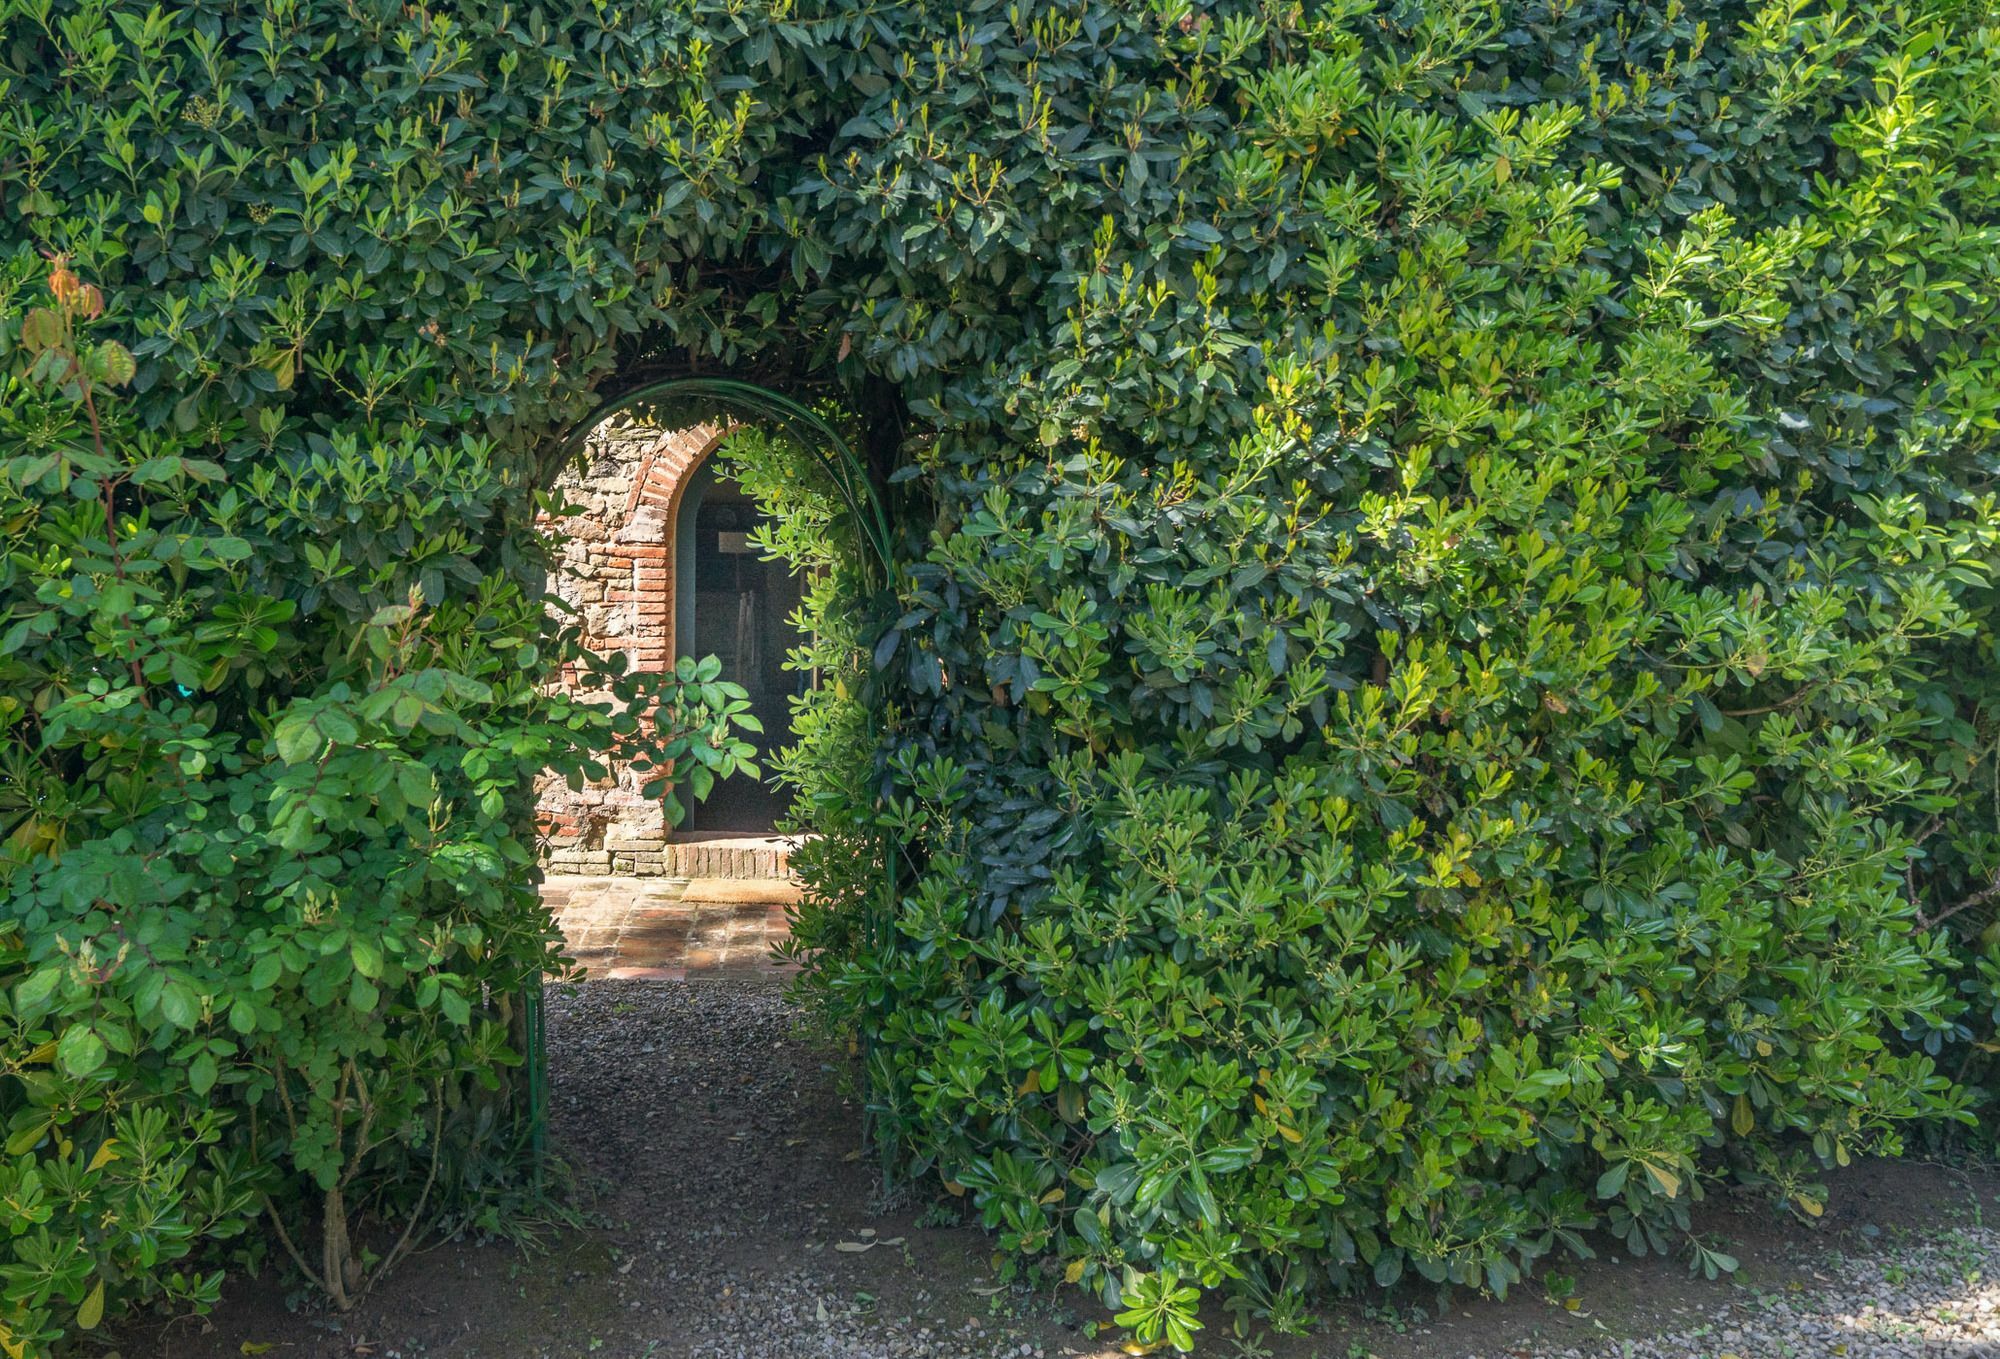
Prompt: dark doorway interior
<box><xmin>676</xmin><ymin>464</ymin><xmax>804</xmax><ymax>833</ymax></box>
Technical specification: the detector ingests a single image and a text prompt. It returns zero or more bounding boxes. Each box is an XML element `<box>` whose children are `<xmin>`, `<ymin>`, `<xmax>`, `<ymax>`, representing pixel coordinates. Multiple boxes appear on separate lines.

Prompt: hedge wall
<box><xmin>3</xmin><ymin>0</ymin><xmax>1999</xmax><ymax>1351</ymax></box>
<box><xmin>795</xmin><ymin>0</ymin><xmax>2000</xmax><ymax>1343</ymax></box>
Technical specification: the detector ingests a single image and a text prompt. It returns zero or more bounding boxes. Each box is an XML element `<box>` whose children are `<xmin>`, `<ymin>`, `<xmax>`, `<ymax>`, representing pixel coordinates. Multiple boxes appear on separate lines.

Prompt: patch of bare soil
<box><xmin>107</xmin><ymin>980</ymin><xmax>2000</xmax><ymax>1359</ymax></box>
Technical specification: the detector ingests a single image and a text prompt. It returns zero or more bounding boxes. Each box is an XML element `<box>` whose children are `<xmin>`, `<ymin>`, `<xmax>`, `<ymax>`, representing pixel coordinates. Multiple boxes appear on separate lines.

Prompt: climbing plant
<box><xmin>3</xmin><ymin>0</ymin><xmax>1999</xmax><ymax>1354</ymax></box>
<box><xmin>707</xmin><ymin>424</ymin><xmax>888</xmax><ymax>983</ymax></box>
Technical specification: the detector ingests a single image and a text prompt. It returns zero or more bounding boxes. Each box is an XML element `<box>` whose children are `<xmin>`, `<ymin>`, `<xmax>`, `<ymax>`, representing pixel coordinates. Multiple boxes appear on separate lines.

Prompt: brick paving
<box><xmin>542</xmin><ymin>873</ymin><xmax>799</xmax><ymax>980</ymax></box>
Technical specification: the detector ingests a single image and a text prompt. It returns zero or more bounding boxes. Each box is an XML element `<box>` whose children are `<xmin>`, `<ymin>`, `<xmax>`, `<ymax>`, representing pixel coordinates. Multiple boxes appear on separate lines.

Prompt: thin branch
<box><xmin>1919</xmin><ymin>877</ymin><xmax>2000</xmax><ymax>933</ymax></box>
<box><xmin>260</xmin><ymin>1194</ymin><xmax>329</xmax><ymax>1295</ymax></box>
<box><xmin>337</xmin><ymin>1060</ymin><xmax>378</xmax><ymax>1193</ymax></box>
<box><xmin>1719</xmin><ymin>685</ymin><xmax>1816</xmax><ymax>719</ymax></box>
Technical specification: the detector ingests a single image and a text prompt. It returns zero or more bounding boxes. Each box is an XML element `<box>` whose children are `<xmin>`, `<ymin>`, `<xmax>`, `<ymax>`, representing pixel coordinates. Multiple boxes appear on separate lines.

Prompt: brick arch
<box><xmin>555</xmin><ymin>418</ymin><xmax>728</xmax><ymax>676</ymax></box>
<box><xmin>624</xmin><ymin>420</ymin><xmax>728</xmax><ymax>520</ymax></box>
<box><xmin>535</xmin><ymin>417</ymin><xmax>733</xmax><ymax>874</ymax></box>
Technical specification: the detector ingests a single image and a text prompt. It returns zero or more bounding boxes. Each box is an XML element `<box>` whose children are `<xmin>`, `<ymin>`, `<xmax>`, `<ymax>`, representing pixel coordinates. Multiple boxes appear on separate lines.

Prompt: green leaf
<box><xmin>6</xmin><ymin>1119</ymin><xmax>52</xmax><ymax>1156</ymax></box>
<box><xmin>20</xmin><ymin>307</ymin><xmax>63</xmax><ymax>353</ymax></box>
<box><xmin>317</xmin><ymin>710</ymin><xmax>359</xmax><ymax>745</ymax></box>
<box><xmin>15</xmin><ymin>967</ymin><xmax>60</xmax><ymax>1011</ymax></box>
<box><xmin>273</xmin><ymin>716</ymin><xmax>323</xmax><ymax>765</ymax></box>
<box><xmin>188</xmin><ymin>1052</ymin><xmax>218</xmax><ymax>1096</ymax></box>
<box><xmin>76</xmin><ymin>1278</ymin><xmax>105</xmax><ymax>1330</ymax></box>
<box><xmin>160</xmin><ymin>983</ymin><xmax>199</xmax><ymax>1028</ymax></box>
<box><xmin>91</xmin><ymin>339</ymin><xmax>135</xmax><ymax>386</ymax></box>
<box><xmin>397</xmin><ymin>763</ymin><xmax>434</xmax><ymax>806</ymax></box>
<box><xmin>57</xmin><ymin>1025</ymin><xmax>107</xmax><ymax>1079</ymax></box>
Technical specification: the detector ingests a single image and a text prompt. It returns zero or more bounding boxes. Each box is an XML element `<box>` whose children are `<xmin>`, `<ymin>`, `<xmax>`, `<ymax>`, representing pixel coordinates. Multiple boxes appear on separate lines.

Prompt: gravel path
<box><xmin>544</xmin><ymin>979</ymin><xmax>1057</xmax><ymax>1359</ymax></box>
<box><xmin>1469</xmin><ymin>1227</ymin><xmax>2000</xmax><ymax>1359</ymax></box>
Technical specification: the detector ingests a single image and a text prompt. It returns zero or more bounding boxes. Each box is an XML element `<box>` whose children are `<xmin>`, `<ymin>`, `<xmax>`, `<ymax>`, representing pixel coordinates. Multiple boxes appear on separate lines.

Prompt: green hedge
<box><xmin>787</xmin><ymin>0</ymin><xmax>2000</xmax><ymax>1346</ymax></box>
<box><xmin>3</xmin><ymin>0</ymin><xmax>1999</xmax><ymax>1352</ymax></box>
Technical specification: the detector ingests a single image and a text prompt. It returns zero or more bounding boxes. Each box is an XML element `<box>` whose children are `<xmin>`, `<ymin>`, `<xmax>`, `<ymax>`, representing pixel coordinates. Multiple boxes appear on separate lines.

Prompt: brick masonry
<box><xmin>542</xmin><ymin>873</ymin><xmax>799</xmax><ymax>980</ymax></box>
<box><xmin>534</xmin><ymin>418</ymin><xmax>734</xmax><ymax>876</ymax></box>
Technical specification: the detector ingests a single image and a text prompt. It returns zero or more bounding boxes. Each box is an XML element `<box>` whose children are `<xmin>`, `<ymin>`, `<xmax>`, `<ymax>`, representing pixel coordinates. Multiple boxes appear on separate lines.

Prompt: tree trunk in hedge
<box><xmin>322</xmin><ymin>1186</ymin><xmax>355</xmax><ymax>1313</ymax></box>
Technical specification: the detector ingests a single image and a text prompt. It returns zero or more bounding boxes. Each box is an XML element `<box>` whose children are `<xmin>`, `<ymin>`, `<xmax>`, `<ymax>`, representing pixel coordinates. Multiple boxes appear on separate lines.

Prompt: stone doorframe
<box><xmin>535</xmin><ymin>418</ymin><xmax>734</xmax><ymax>876</ymax></box>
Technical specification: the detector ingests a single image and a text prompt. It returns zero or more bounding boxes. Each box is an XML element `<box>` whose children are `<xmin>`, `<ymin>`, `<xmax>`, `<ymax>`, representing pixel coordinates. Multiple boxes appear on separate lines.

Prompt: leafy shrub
<box><xmin>789</xmin><ymin>0</ymin><xmax>2000</xmax><ymax>1347</ymax></box>
<box><xmin>707</xmin><ymin>424</ymin><xmax>890</xmax><ymax>989</ymax></box>
<box><xmin>1903</xmin><ymin>607</ymin><xmax>2000</xmax><ymax>1139</ymax></box>
<box><xmin>5</xmin><ymin>0</ymin><xmax>2000</xmax><ymax>1352</ymax></box>
<box><xmin>0</xmin><ymin>266</ymin><xmax>754</xmax><ymax>1350</ymax></box>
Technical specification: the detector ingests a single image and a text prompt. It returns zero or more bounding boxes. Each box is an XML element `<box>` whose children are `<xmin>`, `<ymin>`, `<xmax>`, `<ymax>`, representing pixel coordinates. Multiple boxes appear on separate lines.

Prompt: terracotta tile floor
<box><xmin>542</xmin><ymin>873</ymin><xmax>799</xmax><ymax>981</ymax></box>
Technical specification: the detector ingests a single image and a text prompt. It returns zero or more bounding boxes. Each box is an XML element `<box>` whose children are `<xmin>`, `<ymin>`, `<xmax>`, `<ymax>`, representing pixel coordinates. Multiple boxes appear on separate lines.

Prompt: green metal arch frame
<box><xmin>526</xmin><ymin>377</ymin><xmax>901</xmax><ymax>1183</ymax></box>
<box><xmin>551</xmin><ymin>377</ymin><xmax>896</xmax><ymax>585</ymax></box>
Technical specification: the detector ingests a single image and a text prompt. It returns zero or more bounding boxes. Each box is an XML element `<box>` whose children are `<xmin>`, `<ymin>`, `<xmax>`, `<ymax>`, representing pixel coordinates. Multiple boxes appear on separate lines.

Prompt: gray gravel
<box><xmin>548</xmin><ymin>980</ymin><xmax>2000</xmax><ymax>1359</ymax></box>
<box><xmin>1465</xmin><ymin>1226</ymin><xmax>2000</xmax><ymax>1359</ymax></box>
<box><xmin>546</xmin><ymin>979</ymin><xmax>1058</xmax><ymax>1359</ymax></box>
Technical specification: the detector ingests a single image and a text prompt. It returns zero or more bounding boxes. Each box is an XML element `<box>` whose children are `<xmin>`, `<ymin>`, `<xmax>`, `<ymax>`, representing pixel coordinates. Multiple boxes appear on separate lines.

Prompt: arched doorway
<box><xmin>672</xmin><ymin>457</ymin><xmax>803</xmax><ymax>833</ymax></box>
<box><xmin>534</xmin><ymin>380</ymin><xmax>890</xmax><ymax>879</ymax></box>
<box><xmin>535</xmin><ymin>419</ymin><xmax>804</xmax><ymax>871</ymax></box>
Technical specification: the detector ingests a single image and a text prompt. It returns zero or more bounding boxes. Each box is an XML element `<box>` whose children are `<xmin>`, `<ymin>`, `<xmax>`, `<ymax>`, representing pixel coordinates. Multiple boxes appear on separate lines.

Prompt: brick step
<box><xmin>545</xmin><ymin>834</ymin><xmax>799</xmax><ymax>879</ymax></box>
<box><xmin>679</xmin><ymin>876</ymin><xmax>800</xmax><ymax>905</ymax></box>
<box><xmin>665</xmin><ymin>835</ymin><xmax>797</xmax><ymax>880</ymax></box>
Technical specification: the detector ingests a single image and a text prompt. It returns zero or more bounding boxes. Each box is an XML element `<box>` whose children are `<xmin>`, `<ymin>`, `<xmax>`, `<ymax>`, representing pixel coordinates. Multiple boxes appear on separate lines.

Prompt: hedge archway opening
<box><xmin>533</xmin><ymin>377</ymin><xmax>893</xmax><ymax>853</ymax></box>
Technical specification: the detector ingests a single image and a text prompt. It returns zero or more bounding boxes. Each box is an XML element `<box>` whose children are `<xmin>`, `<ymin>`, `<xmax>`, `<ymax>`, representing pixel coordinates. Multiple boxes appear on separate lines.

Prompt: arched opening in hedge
<box><xmin>535</xmin><ymin>379</ymin><xmax>893</xmax><ymax>863</ymax></box>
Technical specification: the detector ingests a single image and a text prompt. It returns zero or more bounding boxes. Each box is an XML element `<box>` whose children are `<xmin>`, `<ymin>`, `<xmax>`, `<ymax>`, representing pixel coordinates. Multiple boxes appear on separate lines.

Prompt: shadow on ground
<box><xmin>117</xmin><ymin>979</ymin><xmax>2000</xmax><ymax>1359</ymax></box>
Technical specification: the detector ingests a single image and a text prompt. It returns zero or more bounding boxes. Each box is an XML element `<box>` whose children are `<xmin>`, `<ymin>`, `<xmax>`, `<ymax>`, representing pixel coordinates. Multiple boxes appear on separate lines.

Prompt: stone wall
<box><xmin>535</xmin><ymin>419</ymin><xmax>721</xmax><ymax>875</ymax></box>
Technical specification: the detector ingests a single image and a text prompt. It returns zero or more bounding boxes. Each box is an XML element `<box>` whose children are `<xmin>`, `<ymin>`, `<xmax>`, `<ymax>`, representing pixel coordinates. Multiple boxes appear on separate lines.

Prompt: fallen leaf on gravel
<box><xmin>835</xmin><ymin>1241</ymin><xmax>876</xmax><ymax>1252</ymax></box>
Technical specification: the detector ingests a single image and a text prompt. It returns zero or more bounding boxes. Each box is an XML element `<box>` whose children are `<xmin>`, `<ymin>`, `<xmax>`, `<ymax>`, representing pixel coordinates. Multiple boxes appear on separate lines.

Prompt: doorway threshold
<box><xmin>661</xmin><ymin>832</ymin><xmax>801</xmax><ymax>880</ymax></box>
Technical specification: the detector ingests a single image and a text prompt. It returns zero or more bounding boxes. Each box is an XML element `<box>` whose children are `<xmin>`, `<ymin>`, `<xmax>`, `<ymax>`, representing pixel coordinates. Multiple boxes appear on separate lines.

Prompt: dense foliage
<box><xmin>709</xmin><ymin>425</ymin><xmax>889</xmax><ymax>976</ymax></box>
<box><xmin>790</xmin><ymin>0</ymin><xmax>2000</xmax><ymax>1347</ymax></box>
<box><xmin>0</xmin><ymin>260</ymin><xmax>760</xmax><ymax>1352</ymax></box>
<box><xmin>3</xmin><ymin>0</ymin><xmax>1999</xmax><ymax>1352</ymax></box>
